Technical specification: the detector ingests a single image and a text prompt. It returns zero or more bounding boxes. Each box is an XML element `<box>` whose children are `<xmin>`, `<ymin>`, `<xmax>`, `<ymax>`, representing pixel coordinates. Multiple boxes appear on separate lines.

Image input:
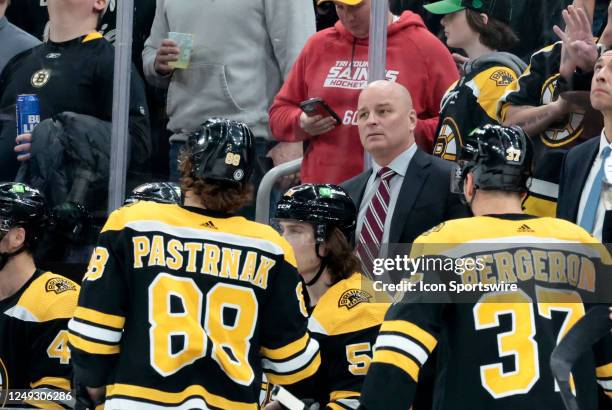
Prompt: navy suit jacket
<box><xmin>341</xmin><ymin>148</ymin><xmax>470</xmax><ymax>244</ymax></box>
<box><xmin>557</xmin><ymin>137</ymin><xmax>611</xmax><ymax>242</ymax></box>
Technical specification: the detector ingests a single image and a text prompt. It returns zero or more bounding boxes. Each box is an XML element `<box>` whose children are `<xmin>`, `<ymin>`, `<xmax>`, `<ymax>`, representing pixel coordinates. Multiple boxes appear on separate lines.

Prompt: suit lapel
<box><xmin>389</xmin><ymin>149</ymin><xmax>430</xmax><ymax>243</ymax></box>
<box><xmin>571</xmin><ymin>139</ymin><xmax>600</xmax><ymax>219</ymax></box>
<box><xmin>353</xmin><ymin>171</ymin><xmax>372</xmax><ymax>207</ymax></box>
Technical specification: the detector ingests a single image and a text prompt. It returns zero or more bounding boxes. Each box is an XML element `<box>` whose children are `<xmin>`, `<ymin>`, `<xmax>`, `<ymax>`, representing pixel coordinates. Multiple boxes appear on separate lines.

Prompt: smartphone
<box><xmin>299</xmin><ymin>98</ymin><xmax>341</xmax><ymax>125</ymax></box>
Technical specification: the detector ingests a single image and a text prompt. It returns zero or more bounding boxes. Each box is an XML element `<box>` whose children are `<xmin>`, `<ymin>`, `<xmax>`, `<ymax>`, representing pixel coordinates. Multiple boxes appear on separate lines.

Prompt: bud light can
<box><xmin>16</xmin><ymin>94</ymin><xmax>40</xmax><ymax>135</ymax></box>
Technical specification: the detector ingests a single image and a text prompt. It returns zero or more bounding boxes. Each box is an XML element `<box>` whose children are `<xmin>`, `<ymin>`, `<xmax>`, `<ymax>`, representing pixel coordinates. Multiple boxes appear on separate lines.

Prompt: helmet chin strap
<box><xmin>305</xmin><ymin>243</ymin><xmax>328</xmax><ymax>287</ymax></box>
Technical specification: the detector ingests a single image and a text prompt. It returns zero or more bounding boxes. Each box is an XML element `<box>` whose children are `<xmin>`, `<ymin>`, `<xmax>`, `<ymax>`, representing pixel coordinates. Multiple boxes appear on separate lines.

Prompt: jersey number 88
<box><xmin>148</xmin><ymin>273</ymin><xmax>258</xmax><ymax>385</ymax></box>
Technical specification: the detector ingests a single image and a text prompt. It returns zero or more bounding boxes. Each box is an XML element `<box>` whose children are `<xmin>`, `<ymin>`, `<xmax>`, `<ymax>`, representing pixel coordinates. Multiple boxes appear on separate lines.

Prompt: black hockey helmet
<box><xmin>275</xmin><ymin>184</ymin><xmax>357</xmax><ymax>243</ymax></box>
<box><xmin>451</xmin><ymin>124</ymin><xmax>533</xmax><ymax>195</ymax></box>
<box><xmin>0</xmin><ymin>182</ymin><xmax>48</xmax><ymax>244</ymax></box>
<box><xmin>182</xmin><ymin>118</ymin><xmax>254</xmax><ymax>187</ymax></box>
<box><xmin>124</xmin><ymin>182</ymin><xmax>182</xmax><ymax>205</ymax></box>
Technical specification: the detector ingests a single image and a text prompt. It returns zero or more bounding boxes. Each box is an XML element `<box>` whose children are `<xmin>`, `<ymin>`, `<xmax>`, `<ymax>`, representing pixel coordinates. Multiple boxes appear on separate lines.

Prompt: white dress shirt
<box><xmin>356</xmin><ymin>144</ymin><xmax>418</xmax><ymax>244</ymax></box>
<box><xmin>576</xmin><ymin>132</ymin><xmax>612</xmax><ymax>240</ymax></box>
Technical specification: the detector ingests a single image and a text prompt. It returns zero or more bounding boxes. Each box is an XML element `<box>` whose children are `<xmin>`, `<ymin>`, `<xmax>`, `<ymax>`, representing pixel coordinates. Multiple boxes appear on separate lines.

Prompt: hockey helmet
<box><xmin>275</xmin><ymin>184</ymin><xmax>357</xmax><ymax>243</ymax></box>
<box><xmin>182</xmin><ymin>118</ymin><xmax>254</xmax><ymax>187</ymax></box>
<box><xmin>452</xmin><ymin>124</ymin><xmax>532</xmax><ymax>194</ymax></box>
<box><xmin>0</xmin><ymin>182</ymin><xmax>48</xmax><ymax>244</ymax></box>
<box><xmin>124</xmin><ymin>182</ymin><xmax>182</xmax><ymax>205</ymax></box>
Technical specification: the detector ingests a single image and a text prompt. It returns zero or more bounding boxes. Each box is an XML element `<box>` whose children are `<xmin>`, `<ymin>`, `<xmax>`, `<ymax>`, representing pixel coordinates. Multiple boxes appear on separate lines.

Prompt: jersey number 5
<box><xmin>346</xmin><ymin>342</ymin><xmax>373</xmax><ymax>376</ymax></box>
<box><xmin>148</xmin><ymin>273</ymin><xmax>258</xmax><ymax>385</ymax></box>
<box><xmin>473</xmin><ymin>287</ymin><xmax>584</xmax><ymax>398</ymax></box>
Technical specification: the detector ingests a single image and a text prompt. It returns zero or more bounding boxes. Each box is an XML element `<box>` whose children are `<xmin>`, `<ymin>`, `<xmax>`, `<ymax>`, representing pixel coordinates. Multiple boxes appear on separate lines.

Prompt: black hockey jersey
<box><xmin>361</xmin><ymin>215</ymin><xmax>612</xmax><ymax>410</ymax></box>
<box><xmin>498</xmin><ymin>42</ymin><xmax>597</xmax><ymax>217</ymax></box>
<box><xmin>0</xmin><ymin>270</ymin><xmax>79</xmax><ymax>408</ymax></box>
<box><xmin>307</xmin><ymin>273</ymin><xmax>389</xmax><ymax>409</ymax></box>
<box><xmin>68</xmin><ymin>201</ymin><xmax>321</xmax><ymax>409</ymax></box>
<box><xmin>433</xmin><ymin>60</ymin><xmax>518</xmax><ymax>161</ymax></box>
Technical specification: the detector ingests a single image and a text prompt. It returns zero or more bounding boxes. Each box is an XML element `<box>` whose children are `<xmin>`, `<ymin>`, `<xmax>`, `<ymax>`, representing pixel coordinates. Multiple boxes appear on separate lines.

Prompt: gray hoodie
<box><xmin>142</xmin><ymin>0</ymin><xmax>315</xmax><ymax>141</ymax></box>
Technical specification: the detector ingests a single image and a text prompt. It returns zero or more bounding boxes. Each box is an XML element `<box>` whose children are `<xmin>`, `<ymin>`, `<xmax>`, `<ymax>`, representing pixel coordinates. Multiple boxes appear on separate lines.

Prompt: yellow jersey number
<box><xmin>473</xmin><ymin>286</ymin><xmax>584</xmax><ymax>398</ymax></box>
<box><xmin>148</xmin><ymin>273</ymin><xmax>258</xmax><ymax>385</ymax></box>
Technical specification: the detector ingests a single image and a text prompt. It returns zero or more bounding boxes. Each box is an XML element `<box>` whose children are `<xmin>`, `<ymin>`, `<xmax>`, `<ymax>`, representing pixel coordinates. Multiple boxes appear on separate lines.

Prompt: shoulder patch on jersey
<box><xmin>17</xmin><ymin>272</ymin><xmax>79</xmax><ymax>322</ymax></box>
<box><xmin>489</xmin><ymin>69</ymin><xmax>514</xmax><ymax>87</ymax></box>
<box><xmin>338</xmin><ymin>289</ymin><xmax>371</xmax><ymax>310</ymax></box>
<box><xmin>45</xmin><ymin>277</ymin><xmax>77</xmax><ymax>294</ymax></box>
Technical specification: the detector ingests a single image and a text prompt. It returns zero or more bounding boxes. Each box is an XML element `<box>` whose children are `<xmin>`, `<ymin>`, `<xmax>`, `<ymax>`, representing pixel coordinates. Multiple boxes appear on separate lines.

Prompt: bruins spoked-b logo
<box><xmin>45</xmin><ymin>277</ymin><xmax>77</xmax><ymax>295</ymax></box>
<box><xmin>31</xmin><ymin>69</ymin><xmax>51</xmax><ymax>88</ymax></box>
<box><xmin>338</xmin><ymin>289</ymin><xmax>371</xmax><ymax>310</ymax></box>
<box><xmin>0</xmin><ymin>358</ymin><xmax>8</xmax><ymax>408</ymax></box>
<box><xmin>540</xmin><ymin>74</ymin><xmax>584</xmax><ymax>147</ymax></box>
<box><xmin>434</xmin><ymin>117</ymin><xmax>462</xmax><ymax>161</ymax></box>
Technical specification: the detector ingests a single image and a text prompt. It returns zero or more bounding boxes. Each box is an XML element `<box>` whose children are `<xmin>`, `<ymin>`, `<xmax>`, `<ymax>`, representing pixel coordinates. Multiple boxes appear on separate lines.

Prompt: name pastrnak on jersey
<box><xmin>68</xmin><ymin>202</ymin><xmax>320</xmax><ymax>410</ymax></box>
<box><xmin>307</xmin><ymin>273</ymin><xmax>389</xmax><ymax>409</ymax></box>
<box><xmin>434</xmin><ymin>63</ymin><xmax>517</xmax><ymax>161</ymax></box>
<box><xmin>361</xmin><ymin>215</ymin><xmax>612</xmax><ymax>410</ymax></box>
<box><xmin>0</xmin><ymin>270</ymin><xmax>79</xmax><ymax>409</ymax></box>
<box><xmin>498</xmin><ymin>42</ymin><xmax>594</xmax><ymax>217</ymax></box>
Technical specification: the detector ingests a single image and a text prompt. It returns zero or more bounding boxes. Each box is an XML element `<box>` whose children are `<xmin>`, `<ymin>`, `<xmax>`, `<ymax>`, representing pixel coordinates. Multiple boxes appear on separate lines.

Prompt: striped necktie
<box><xmin>357</xmin><ymin>167</ymin><xmax>395</xmax><ymax>279</ymax></box>
<box><xmin>579</xmin><ymin>146</ymin><xmax>611</xmax><ymax>233</ymax></box>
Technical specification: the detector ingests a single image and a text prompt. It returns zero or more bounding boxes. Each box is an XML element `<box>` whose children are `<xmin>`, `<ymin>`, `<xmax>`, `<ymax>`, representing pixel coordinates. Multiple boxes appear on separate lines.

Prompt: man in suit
<box><xmin>558</xmin><ymin>48</ymin><xmax>612</xmax><ymax>242</ymax></box>
<box><xmin>342</xmin><ymin>80</ymin><xmax>468</xmax><ymax>277</ymax></box>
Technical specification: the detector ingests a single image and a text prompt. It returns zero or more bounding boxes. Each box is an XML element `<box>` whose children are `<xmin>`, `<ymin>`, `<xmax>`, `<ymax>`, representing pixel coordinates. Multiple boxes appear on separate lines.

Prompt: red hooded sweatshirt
<box><xmin>269</xmin><ymin>11</ymin><xmax>458</xmax><ymax>184</ymax></box>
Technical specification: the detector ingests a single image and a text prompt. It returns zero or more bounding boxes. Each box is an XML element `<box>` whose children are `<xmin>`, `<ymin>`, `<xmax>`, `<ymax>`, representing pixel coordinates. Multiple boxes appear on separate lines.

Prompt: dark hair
<box><xmin>465</xmin><ymin>9</ymin><xmax>519</xmax><ymax>51</ymax></box>
<box><xmin>324</xmin><ymin>227</ymin><xmax>360</xmax><ymax>284</ymax></box>
<box><xmin>178</xmin><ymin>151</ymin><xmax>253</xmax><ymax>213</ymax></box>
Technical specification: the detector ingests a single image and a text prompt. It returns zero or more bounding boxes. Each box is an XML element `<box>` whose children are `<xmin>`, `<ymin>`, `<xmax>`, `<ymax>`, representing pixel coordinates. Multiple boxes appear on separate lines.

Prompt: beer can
<box><xmin>16</xmin><ymin>94</ymin><xmax>40</xmax><ymax>136</ymax></box>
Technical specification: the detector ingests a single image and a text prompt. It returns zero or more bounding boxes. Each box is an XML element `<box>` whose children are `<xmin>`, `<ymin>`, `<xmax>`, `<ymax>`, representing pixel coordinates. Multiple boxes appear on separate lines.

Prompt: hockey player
<box><xmin>69</xmin><ymin>118</ymin><xmax>320</xmax><ymax>409</ymax></box>
<box><xmin>272</xmin><ymin>183</ymin><xmax>389</xmax><ymax>409</ymax></box>
<box><xmin>0</xmin><ymin>182</ymin><xmax>79</xmax><ymax>409</ymax></box>
<box><xmin>359</xmin><ymin>124</ymin><xmax>612</xmax><ymax>410</ymax></box>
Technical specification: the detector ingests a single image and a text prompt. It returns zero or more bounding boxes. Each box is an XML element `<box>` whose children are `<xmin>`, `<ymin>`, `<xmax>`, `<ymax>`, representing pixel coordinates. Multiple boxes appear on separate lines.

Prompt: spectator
<box><xmin>269</xmin><ymin>0</ymin><xmax>458</xmax><ymax>185</ymax></box>
<box><xmin>0</xmin><ymin>0</ymin><xmax>151</xmax><ymax>183</ymax></box>
<box><xmin>499</xmin><ymin>0</ymin><xmax>599</xmax><ymax>217</ymax></box>
<box><xmin>0</xmin><ymin>182</ymin><xmax>79</xmax><ymax>409</ymax></box>
<box><xmin>557</xmin><ymin>47</ymin><xmax>612</xmax><ymax>241</ymax></box>
<box><xmin>424</xmin><ymin>0</ymin><xmax>526</xmax><ymax>161</ymax></box>
<box><xmin>5</xmin><ymin>0</ymin><xmax>156</xmax><ymax>69</ymax></box>
<box><xmin>0</xmin><ymin>0</ymin><xmax>40</xmax><ymax>74</ymax></box>
<box><xmin>142</xmin><ymin>0</ymin><xmax>315</xmax><ymax>191</ymax></box>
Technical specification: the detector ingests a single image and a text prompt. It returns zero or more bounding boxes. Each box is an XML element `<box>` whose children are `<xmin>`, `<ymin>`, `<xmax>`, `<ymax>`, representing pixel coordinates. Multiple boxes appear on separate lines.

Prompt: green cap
<box><xmin>423</xmin><ymin>0</ymin><xmax>464</xmax><ymax>15</ymax></box>
<box><xmin>424</xmin><ymin>0</ymin><xmax>511</xmax><ymax>24</ymax></box>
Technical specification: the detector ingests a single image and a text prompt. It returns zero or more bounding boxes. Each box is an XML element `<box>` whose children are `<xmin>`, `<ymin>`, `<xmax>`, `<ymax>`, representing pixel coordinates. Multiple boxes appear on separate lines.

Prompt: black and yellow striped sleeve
<box><xmin>68</xmin><ymin>307</ymin><xmax>125</xmax><ymax>355</ymax></box>
<box><xmin>68</xmin><ymin>210</ymin><xmax>129</xmax><ymax>387</ymax></box>
<box><xmin>259</xmin><ymin>255</ymin><xmax>320</xmax><ymax>387</ymax></box>
<box><xmin>360</xmin><ymin>303</ymin><xmax>441</xmax><ymax>410</ymax></box>
<box><xmin>371</xmin><ymin>320</ymin><xmax>437</xmax><ymax>383</ymax></box>
<box><xmin>261</xmin><ymin>332</ymin><xmax>321</xmax><ymax>385</ymax></box>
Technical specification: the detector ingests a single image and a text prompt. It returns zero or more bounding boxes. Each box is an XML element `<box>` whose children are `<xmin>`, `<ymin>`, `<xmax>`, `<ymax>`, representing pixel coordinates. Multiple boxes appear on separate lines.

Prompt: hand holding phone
<box><xmin>299</xmin><ymin>98</ymin><xmax>341</xmax><ymax>124</ymax></box>
<box><xmin>299</xmin><ymin>98</ymin><xmax>340</xmax><ymax>136</ymax></box>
